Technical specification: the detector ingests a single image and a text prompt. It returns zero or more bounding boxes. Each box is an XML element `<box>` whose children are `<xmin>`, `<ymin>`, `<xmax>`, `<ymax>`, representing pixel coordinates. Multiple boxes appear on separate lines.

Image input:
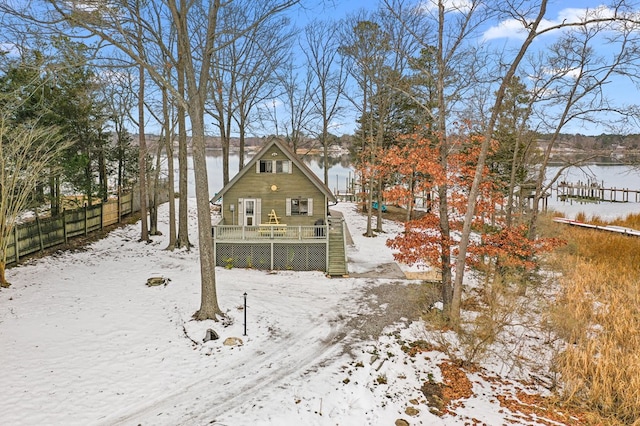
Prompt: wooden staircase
<box><xmin>327</xmin><ymin>217</ymin><xmax>348</xmax><ymax>277</ymax></box>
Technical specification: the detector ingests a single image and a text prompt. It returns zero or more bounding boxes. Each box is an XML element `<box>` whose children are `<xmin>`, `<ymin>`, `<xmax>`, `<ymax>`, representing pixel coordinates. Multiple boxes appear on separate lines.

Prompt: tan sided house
<box><xmin>211</xmin><ymin>138</ymin><xmax>348</xmax><ymax>275</ymax></box>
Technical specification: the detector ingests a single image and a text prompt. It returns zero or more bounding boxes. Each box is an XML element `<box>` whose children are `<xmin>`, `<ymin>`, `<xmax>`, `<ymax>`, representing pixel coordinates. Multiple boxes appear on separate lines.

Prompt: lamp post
<box><xmin>243</xmin><ymin>292</ymin><xmax>247</xmax><ymax>336</ymax></box>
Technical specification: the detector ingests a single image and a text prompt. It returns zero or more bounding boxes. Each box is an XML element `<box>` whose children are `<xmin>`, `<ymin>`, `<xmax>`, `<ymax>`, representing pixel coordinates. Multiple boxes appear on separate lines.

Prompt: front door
<box><xmin>243</xmin><ymin>199</ymin><xmax>256</xmax><ymax>226</ymax></box>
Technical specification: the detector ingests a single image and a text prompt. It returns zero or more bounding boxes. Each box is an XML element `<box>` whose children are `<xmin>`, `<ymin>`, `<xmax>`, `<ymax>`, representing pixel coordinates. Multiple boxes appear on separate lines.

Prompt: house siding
<box><xmin>222</xmin><ymin>145</ymin><xmax>327</xmax><ymax>226</ymax></box>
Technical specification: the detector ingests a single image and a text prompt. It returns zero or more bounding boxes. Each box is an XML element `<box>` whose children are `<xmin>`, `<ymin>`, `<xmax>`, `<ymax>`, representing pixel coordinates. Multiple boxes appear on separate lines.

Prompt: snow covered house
<box><xmin>211</xmin><ymin>138</ymin><xmax>347</xmax><ymax>275</ymax></box>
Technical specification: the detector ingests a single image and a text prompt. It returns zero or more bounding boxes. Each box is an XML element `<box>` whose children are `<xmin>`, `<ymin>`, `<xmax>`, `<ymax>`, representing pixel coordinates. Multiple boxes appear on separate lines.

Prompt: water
<box><xmin>547</xmin><ymin>164</ymin><xmax>640</xmax><ymax>220</ymax></box>
<box><xmin>170</xmin><ymin>152</ymin><xmax>640</xmax><ymax>220</ymax></box>
<box><xmin>171</xmin><ymin>150</ymin><xmax>354</xmax><ymax>198</ymax></box>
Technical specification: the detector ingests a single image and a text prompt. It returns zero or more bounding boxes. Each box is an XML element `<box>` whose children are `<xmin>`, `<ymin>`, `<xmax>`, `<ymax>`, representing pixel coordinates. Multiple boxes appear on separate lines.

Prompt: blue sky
<box><xmin>278</xmin><ymin>0</ymin><xmax>640</xmax><ymax>137</ymax></box>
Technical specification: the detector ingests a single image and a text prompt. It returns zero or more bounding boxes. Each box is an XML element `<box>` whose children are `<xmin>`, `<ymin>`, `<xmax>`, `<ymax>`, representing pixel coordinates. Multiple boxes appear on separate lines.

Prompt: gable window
<box><xmin>276</xmin><ymin>160</ymin><xmax>289</xmax><ymax>173</ymax></box>
<box><xmin>286</xmin><ymin>197</ymin><xmax>313</xmax><ymax>216</ymax></box>
<box><xmin>259</xmin><ymin>160</ymin><xmax>273</xmax><ymax>173</ymax></box>
<box><xmin>257</xmin><ymin>159</ymin><xmax>292</xmax><ymax>174</ymax></box>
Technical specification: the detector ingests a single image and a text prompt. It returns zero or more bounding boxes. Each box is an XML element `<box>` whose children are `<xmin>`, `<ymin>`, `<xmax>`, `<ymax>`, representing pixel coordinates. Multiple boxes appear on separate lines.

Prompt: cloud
<box><xmin>482</xmin><ymin>5</ymin><xmax>617</xmax><ymax>41</ymax></box>
<box><xmin>482</xmin><ymin>18</ymin><xmax>528</xmax><ymax>41</ymax></box>
<box><xmin>0</xmin><ymin>42</ymin><xmax>19</xmax><ymax>56</ymax></box>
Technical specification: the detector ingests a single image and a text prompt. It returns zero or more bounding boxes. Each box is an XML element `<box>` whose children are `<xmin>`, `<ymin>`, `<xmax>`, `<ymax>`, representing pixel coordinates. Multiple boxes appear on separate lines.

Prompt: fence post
<box><xmin>84</xmin><ymin>204</ymin><xmax>88</xmax><ymax>236</ymax></box>
<box><xmin>36</xmin><ymin>212</ymin><xmax>44</xmax><ymax>252</ymax></box>
<box><xmin>100</xmin><ymin>202</ymin><xmax>104</xmax><ymax>231</ymax></box>
<box><xmin>62</xmin><ymin>208</ymin><xmax>68</xmax><ymax>244</ymax></box>
<box><xmin>14</xmin><ymin>225</ymin><xmax>19</xmax><ymax>264</ymax></box>
<box><xmin>118</xmin><ymin>186</ymin><xmax>122</xmax><ymax>223</ymax></box>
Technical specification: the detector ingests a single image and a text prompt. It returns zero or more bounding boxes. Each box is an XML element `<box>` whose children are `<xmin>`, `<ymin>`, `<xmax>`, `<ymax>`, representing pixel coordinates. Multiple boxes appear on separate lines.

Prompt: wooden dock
<box><xmin>554</xmin><ymin>217</ymin><xmax>640</xmax><ymax>237</ymax></box>
<box><xmin>555</xmin><ymin>181</ymin><xmax>640</xmax><ymax>203</ymax></box>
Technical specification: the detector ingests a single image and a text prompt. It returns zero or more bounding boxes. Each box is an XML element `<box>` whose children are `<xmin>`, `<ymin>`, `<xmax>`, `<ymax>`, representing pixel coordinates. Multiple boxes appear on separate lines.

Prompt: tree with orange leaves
<box><xmin>386</xmin><ymin>129</ymin><xmax>562</xmax><ymax>317</ymax></box>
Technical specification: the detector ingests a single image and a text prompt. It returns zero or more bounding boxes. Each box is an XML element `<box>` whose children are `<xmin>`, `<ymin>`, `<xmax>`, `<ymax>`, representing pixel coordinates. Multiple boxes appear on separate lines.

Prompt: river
<box><xmin>547</xmin><ymin>164</ymin><xmax>640</xmax><ymax>220</ymax></box>
<box><xmin>175</xmin><ymin>152</ymin><xmax>640</xmax><ymax>221</ymax></box>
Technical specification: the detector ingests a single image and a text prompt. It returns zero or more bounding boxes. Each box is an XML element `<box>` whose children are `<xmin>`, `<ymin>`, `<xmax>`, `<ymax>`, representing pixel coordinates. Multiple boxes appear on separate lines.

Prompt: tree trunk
<box><xmin>221</xmin><ymin>127</ymin><xmax>230</xmax><ymax>186</ymax></box>
<box><xmin>149</xmin><ymin>134</ymin><xmax>163</xmax><ymax>236</ymax></box>
<box><xmin>375</xmin><ymin>177</ymin><xmax>383</xmax><ymax>232</ymax></box>
<box><xmin>505</xmin><ymin>135</ymin><xmax>522</xmax><ymax>227</ymax></box>
<box><xmin>190</xmin><ymin>111</ymin><xmax>223</xmax><ymax>320</ymax></box>
<box><xmin>175</xmin><ymin>0</ymin><xmax>223</xmax><ymax>320</ymax></box>
<box><xmin>175</xmin><ymin>43</ymin><xmax>191</xmax><ymax>249</ymax></box>
<box><xmin>138</xmin><ymin>63</ymin><xmax>150</xmax><ymax>242</ymax></box>
<box><xmin>322</xmin><ymin>131</ymin><xmax>329</xmax><ymax>187</ymax></box>
<box><xmin>97</xmin><ymin>133</ymin><xmax>108</xmax><ymax>202</ymax></box>
<box><xmin>163</xmin><ymin>84</ymin><xmax>177</xmax><ymax>249</ymax></box>
<box><xmin>239</xmin><ymin>128</ymin><xmax>246</xmax><ymax>171</ymax></box>
<box><xmin>451</xmin><ymin>1</ymin><xmax>548</xmax><ymax>325</ymax></box>
<box><xmin>0</xmin><ymin>261</ymin><xmax>9</xmax><ymax>288</ymax></box>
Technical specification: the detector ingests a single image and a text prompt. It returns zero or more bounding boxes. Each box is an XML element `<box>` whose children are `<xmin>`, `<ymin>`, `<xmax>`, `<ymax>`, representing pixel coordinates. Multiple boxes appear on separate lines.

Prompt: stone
<box><xmin>146</xmin><ymin>276</ymin><xmax>169</xmax><ymax>286</ymax></box>
<box><xmin>203</xmin><ymin>329</ymin><xmax>219</xmax><ymax>342</ymax></box>
<box><xmin>395</xmin><ymin>419</ymin><xmax>410</xmax><ymax>426</ymax></box>
<box><xmin>405</xmin><ymin>406</ymin><xmax>420</xmax><ymax>416</ymax></box>
<box><xmin>223</xmin><ymin>337</ymin><xmax>243</xmax><ymax>347</ymax></box>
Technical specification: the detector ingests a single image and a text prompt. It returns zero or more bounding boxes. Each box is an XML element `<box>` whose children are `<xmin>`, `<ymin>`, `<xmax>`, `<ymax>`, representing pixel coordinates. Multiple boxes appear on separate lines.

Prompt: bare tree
<box><xmin>175</xmin><ymin>34</ymin><xmax>191</xmax><ymax>250</ymax></box>
<box><xmin>208</xmin><ymin>2</ymin><xmax>292</xmax><ymax>181</ymax></box>
<box><xmin>524</xmin><ymin>14</ymin><xmax>640</xmax><ymax>236</ymax></box>
<box><xmin>0</xmin><ymin>111</ymin><xmax>69</xmax><ymax>287</ymax></box>
<box><xmin>304</xmin><ymin>19</ymin><xmax>347</xmax><ymax>186</ymax></box>
<box><xmin>277</xmin><ymin>60</ymin><xmax>315</xmax><ymax>153</ymax></box>
<box><xmin>1</xmin><ymin>0</ymin><xmax>302</xmax><ymax>319</ymax></box>
<box><xmin>162</xmin><ymin>81</ymin><xmax>178</xmax><ymax>249</ymax></box>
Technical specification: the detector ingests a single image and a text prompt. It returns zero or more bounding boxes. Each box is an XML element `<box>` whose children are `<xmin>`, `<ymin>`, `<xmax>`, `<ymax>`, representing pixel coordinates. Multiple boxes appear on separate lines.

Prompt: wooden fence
<box><xmin>6</xmin><ymin>191</ymin><xmax>135</xmax><ymax>266</ymax></box>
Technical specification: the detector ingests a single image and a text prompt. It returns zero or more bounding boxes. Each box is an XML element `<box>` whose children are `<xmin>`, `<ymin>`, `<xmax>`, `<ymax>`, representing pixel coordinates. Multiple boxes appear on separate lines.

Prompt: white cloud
<box><xmin>482</xmin><ymin>18</ymin><xmax>528</xmax><ymax>41</ymax></box>
<box><xmin>0</xmin><ymin>42</ymin><xmax>19</xmax><ymax>56</ymax></box>
<box><xmin>482</xmin><ymin>5</ymin><xmax>618</xmax><ymax>41</ymax></box>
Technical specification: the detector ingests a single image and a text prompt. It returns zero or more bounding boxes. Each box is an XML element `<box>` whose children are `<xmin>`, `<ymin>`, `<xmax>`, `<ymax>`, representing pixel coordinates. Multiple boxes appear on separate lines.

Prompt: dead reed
<box><xmin>548</xmin><ymin>215</ymin><xmax>640</xmax><ymax>424</ymax></box>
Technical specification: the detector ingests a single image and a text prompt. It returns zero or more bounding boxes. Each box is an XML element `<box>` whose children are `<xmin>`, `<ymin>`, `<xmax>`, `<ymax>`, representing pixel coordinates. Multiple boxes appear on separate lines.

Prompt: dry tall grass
<box><xmin>549</xmin><ymin>216</ymin><xmax>640</xmax><ymax>424</ymax></box>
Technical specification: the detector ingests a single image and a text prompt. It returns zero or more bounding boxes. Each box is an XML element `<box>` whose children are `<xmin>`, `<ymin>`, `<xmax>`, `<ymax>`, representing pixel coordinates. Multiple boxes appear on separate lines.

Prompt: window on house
<box><xmin>258</xmin><ymin>159</ymin><xmax>291</xmax><ymax>173</ymax></box>
<box><xmin>276</xmin><ymin>160</ymin><xmax>289</xmax><ymax>173</ymax></box>
<box><xmin>259</xmin><ymin>160</ymin><xmax>273</xmax><ymax>173</ymax></box>
<box><xmin>286</xmin><ymin>197</ymin><xmax>313</xmax><ymax>216</ymax></box>
<box><xmin>291</xmin><ymin>199</ymin><xmax>307</xmax><ymax>215</ymax></box>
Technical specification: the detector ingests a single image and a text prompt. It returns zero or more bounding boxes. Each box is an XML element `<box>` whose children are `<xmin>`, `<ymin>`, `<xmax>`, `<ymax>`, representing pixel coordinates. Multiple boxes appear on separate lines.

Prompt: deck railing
<box><xmin>213</xmin><ymin>225</ymin><xmax>327</xmax><ymax>241</ymax></box>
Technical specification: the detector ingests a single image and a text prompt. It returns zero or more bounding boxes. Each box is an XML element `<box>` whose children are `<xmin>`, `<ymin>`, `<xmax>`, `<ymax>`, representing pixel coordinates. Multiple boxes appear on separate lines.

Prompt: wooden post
<box><xmin>62</xmin><ymin>208</ymin><xmax>68</xmax><ymax>244</ymax></box>
<box><xmin>35</xmin><ymin>213</ymin><xmax>44</xmax><ymax>252</ymax></box>
<box><xmin>14</xmin><ymin>225</ymin><xmax>19</xmax><ymax>264</ymax></box>
<box><xmin>118</xmin><ymin>186</ymin><xmax>122</xmax><ymax>223</ymax></box>
<box><xmin>84</xmin><ymin>205</ymin><xmax>88</xmax><ymax>236</ymax></box>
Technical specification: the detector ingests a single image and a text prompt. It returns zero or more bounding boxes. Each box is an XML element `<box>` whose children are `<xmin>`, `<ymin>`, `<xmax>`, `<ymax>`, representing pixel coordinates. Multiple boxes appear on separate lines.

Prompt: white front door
<box><xmin>243</xmin><ymin>199</ymin><xmax>256</xmax><ymax>226</ymax></box>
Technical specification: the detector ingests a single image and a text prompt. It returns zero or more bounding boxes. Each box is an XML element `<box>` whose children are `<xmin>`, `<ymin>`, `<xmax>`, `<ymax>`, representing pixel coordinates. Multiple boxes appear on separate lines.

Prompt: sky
<box><xmin>276</xmin><ymin>0</ymin><xmax>640</xmax><ymax>137</ymax></box>
<box><xmin>3</xmin><ymin>1</ymin><xmax>636</xmax><ymax>137</ymax></box>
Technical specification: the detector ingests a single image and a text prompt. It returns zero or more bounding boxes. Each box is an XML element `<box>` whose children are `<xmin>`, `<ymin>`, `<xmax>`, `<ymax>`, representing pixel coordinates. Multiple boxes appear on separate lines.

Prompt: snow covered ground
<box><xmin>1</xmin><ymin>200</ymin><xmax>573</xmax><ymax>425</ymax></box>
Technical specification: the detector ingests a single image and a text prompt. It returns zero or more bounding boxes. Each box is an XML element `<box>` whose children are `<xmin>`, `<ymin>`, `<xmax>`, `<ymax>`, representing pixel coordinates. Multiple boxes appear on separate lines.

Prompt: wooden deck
<box><xmin>213</xmin><ymin>225</ymin><xmax>327</xmax><ymax>241</ymax></box>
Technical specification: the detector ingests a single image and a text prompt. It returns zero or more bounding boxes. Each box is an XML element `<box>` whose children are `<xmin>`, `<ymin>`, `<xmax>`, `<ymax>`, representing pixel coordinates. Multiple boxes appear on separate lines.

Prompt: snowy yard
<box><xmin>0</xmin><ymin>200</ymin><xmax>564</xmax><ymax>425</ymax></box>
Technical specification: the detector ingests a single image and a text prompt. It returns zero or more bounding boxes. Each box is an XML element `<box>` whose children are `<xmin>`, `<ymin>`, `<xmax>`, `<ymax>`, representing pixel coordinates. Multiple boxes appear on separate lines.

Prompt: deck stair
<box><xmin>327</xmin><ymin>217</ymin><xmax>348</xmax><ymax>277</ymax></box>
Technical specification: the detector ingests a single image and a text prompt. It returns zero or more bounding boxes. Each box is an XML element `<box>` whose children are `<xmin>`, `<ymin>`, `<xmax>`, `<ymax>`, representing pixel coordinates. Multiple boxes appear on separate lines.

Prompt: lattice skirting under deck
<box><xmin>215</xmin><ymin>242</ymin><xmax>327</xmax><ymax>271</ymax></box>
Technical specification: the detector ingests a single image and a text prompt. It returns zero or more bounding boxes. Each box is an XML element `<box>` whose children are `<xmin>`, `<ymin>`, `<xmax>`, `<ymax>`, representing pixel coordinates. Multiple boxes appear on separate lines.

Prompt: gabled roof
<box><xmin>211</xmin><ymin>137</ymin><xmax>337</xmax><ymax>203</ymax></box>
